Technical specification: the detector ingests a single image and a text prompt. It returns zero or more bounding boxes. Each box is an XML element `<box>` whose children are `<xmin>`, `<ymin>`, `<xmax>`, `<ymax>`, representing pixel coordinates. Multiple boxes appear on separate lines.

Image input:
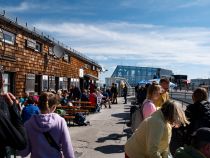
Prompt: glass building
<box><xmin>111</xmin><ymin>65</ymin><xmax>174</xmax><ymax>86</ymax></box>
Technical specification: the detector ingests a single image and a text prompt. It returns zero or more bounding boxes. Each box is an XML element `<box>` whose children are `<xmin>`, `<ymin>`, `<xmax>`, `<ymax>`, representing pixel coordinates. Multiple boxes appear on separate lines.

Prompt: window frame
<box><xmin>35</xmin><ymin>42</ymin><xmax>42</xmax><ymax>52</ymax></box>
<box><xmin>2</xmin><ymin>30</ymin><xmax>15</xmax><ymax>45</ymax></box>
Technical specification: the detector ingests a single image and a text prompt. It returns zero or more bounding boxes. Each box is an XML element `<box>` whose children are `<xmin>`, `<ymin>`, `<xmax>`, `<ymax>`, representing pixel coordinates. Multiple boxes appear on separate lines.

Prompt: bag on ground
<box><xmin>74</xmin><ymin>113</ymin><xmax>87</xmax><ymax>126</ymax></box>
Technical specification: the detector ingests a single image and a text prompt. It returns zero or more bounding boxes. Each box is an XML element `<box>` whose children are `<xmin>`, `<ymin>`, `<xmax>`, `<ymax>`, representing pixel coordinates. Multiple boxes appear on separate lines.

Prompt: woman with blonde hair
<box><xmin>19</xmin><ymin>92</ymin><xmax>75</xmax><ymax>158</ymax></box>
<box><xmin>125</xmin><ymin>100</ymin><xmax>189</xmax><ymax>158</ymax></box>
<box><xmin>142</xmin><ymin>83</ymin><xmax>161</xmax><ymax>119</ymax></box>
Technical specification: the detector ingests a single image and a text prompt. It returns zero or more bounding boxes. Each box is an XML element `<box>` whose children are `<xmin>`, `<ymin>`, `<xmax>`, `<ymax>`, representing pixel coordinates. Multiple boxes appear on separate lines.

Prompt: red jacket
<box><xmin>89</xmin><ymin>93</ymin><xmax>97</xmax><ymax>106</ymax></box>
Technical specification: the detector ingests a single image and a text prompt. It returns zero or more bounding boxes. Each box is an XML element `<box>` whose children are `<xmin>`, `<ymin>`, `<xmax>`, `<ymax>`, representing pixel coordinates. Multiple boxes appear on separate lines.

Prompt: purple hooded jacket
<box><xmin>18</xmin><ymin>113</ymin><xmax>75</xmax><ymax>158</ymax></box>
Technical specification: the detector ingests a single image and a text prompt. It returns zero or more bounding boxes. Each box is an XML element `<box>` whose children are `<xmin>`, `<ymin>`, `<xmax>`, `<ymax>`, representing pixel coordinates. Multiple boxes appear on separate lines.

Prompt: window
<box><xmin>49</xmin><ymin>47</ymin><xmax>54</xmax><ymax>55</ymax></box>
<box><xmin>3</xmin><ymin>73</ymin><xmax>9</xmax><ymax>93</ymax></box>
<box><xmin>141</xmin><ymin>68</ymin><xmax>147</xmax><ymax>76</ymax></box>
<box><xmin>92</xmin><ymin>65</ymin><xmax>96</xmax><ymax>71</ymax></box>
<box><xmin>63</xmin><ymin>54</ymin><xmax>69</xmax><ymax>62</ymax></box>
<box><xmin>2</xmin><ymin>72</ymin><xmax>15</xmax><ymax>93</ymax></box>
<box><xmin>71</xmin><ymin>78</ymin><xmax>79</xmax><ymax>87</ymax></box>
<box><xmin>25</xmin><ymin>74</ymin><xmax>35</xmax><ymax>93</ymax></box>
<box><xmin>35</xmin><ymin>42</ymin><xmax>42</xmax><ymax>52</ymax></box>
<box><xmin>26</xmin><ymin>38</ymin><xmax>36</xmax><ymax>49</ymax></box>
<box><xmin>42</xmin><ymin>75</ymin><xmax>48</xmax><ymax>91</ymax></box>
<box><xmin>49</xmin><ymin>76</ymin><xmax>55</xmax><ymax>91</ymax></box>
<box><xmin>2</xmin><ymin>30</ymin><xmax>15</xmax><ymax>45</ymax></box>
<box><xmin>59</xmin><ymin>77</ymin><xmax>63</xmax><ymax>89</ymax></box>
<box><xmin>131</xmin><ymin>70</ymin><xmax>135</xmax><ymax>77</ymax></box>
<box><xmin>63</xmin><ymin>77</ymin><xmax>68</xmax><ymax>90</ymax></box>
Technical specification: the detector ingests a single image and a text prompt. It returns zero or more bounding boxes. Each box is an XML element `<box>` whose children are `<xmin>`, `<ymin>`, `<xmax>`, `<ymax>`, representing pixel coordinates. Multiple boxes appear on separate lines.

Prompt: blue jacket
<box><xmin>21</xmin><ymin>104</ymin><xmax>40</xmax><ymax>123</ymax></box>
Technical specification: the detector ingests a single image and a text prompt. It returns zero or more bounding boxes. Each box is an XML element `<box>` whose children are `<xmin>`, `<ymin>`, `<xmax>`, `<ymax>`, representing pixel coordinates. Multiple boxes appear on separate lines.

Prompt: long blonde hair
<box><xmin>161</xmin><ymin>100</ymin><xmax>189</xmax><ymax>126</ymax></box>
<box><xmin>146</xmin><ymin>83</ymin><xmax>161</xmax><ymax>100</ymax></box>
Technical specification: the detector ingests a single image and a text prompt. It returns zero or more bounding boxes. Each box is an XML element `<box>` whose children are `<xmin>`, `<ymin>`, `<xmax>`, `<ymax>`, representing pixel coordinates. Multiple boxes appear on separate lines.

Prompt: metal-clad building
<box><xmin>111</xmin><ymin>65</ymin><xmax>173</xmax><ymax>86</ymax></box>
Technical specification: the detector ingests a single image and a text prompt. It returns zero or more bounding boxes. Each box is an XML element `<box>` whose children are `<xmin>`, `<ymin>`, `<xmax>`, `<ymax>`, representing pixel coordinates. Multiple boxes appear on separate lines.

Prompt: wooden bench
<box><xmin>65</xmin><ymin>109</ymin><xmax>89</xmax><ymax>115</ymax></box>
<box><xmin>63</xmin><ymin>115</ymin><xmax>75</xmax><ymax>125</ymax></box>
<box><xmin>72</xmin><ymin>101</ymin><xmax>92</xmax><ymax>107</ymax></box>
<box><xmin>57</xmin><ymin>106</ymin><xmax>81</xmax><ymax>109</ymax></box>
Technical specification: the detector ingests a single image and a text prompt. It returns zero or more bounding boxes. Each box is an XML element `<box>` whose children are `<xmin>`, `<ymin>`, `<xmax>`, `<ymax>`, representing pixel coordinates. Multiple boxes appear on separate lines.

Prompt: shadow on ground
<box><xmin>116</xmin><ymin>121</ymin><xmax>126</xmax><ymax>124</ymax></box>
<box><xmin>95</xmin><ymin>145</ymin><xmax>124</xmax><ymax>154</ymax></box>
<box><xmin>96</xmin><ymin>133</ymin><xmax>127</xmax><ymax>143</ymax></box>
<box><xmin>111</xmin><ymin>112</ymin><xmax>129</xmax><ymax>120</ymax></box>
<box><xmin>123</xmin><ymin>128</ymin><xmax>132</xmax><ymax>139</ymax></box>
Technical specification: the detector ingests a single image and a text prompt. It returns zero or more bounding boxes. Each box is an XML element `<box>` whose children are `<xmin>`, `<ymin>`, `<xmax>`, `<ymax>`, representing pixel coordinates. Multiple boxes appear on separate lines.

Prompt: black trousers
<box><xmin>124</xmin><ymin>94</ymin><xmax>127</xmax><ymax>103</ymax></box>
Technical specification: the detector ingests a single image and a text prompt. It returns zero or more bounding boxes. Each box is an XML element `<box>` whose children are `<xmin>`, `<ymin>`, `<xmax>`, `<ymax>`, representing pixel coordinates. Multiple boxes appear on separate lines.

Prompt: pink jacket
<box><xmin>142</xmin><ymin>99</ymin><xmax>157</xmax><ymax>119</ymax></box>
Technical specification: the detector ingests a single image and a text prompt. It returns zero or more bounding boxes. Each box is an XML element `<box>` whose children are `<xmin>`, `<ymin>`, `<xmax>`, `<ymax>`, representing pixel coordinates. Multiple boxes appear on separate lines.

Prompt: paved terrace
<box><xmin>14</xmin><ymin>97</ymin><xmax>131</xmax><ymax>158</ymax></box>
<box><xmin>71</xmin><ymin>97</ymin><xmax>131</xmax><ymax>158</ymax></box>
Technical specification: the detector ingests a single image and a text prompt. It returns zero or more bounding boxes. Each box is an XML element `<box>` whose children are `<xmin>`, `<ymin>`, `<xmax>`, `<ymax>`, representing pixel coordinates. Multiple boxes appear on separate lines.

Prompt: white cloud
<box><xmin>34</xmin><ymin>21</ymin><xmax>210</xmax><ymax>79</ymax></box>
<box><xmin>0</xmin><ymin>1</ymin><xmax>95</xmax><ymax>15</ymax></box>
<box><xmin>2</xmin><ymin>2</ymin><xmax>31</xmax><ymax>12</ymax></box>
<box><xmin>177</xmin><ymin>0</ymin><xmax>210</xmax><ymax>8</ymax></box>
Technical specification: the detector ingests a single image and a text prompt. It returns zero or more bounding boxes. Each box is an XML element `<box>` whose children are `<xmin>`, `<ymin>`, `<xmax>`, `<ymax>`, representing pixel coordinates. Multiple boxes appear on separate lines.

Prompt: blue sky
<box><xmin>1</xmin><ymin>0</ymin><xmax>210</xmax><ymax>81</ymax></box>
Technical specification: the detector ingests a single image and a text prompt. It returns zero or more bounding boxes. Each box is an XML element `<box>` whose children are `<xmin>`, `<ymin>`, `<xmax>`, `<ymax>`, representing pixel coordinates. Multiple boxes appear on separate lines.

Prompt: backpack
<box><xmin>131</xmin><ymin>104</ymin><xmax>144</xmax><ymax>132</ymax></box>
<box><xmin>74</xmin><ymin>113</ymin><xmax>86</xmax><ymax>126</ymax></box>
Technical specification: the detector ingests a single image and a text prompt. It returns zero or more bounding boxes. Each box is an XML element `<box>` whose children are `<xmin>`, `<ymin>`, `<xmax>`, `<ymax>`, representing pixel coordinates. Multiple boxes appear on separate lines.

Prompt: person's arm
<box><xmin>0</xmin><ymin>103</ymin><xmax>26</xmax><ymax>150</ymax></box>
<box><xmin>17</xmin><ymin>123</ymin><xmax>31</xmax><ymax>157</ymax></box>
<box><xmin>61</xmin><ymin>118</ymin><xmax>75</xmax><ymax>158</ymax></box>
<box><xmin>147</xmin><ymin>120</ymin><xmax>165</xmax><ymax>158</ymax></box>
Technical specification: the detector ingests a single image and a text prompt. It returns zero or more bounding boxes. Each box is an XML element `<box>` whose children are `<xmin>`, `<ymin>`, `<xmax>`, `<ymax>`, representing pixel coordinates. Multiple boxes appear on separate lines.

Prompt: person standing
<box><xmin>123</xmin><ymin>84</ymin><xmax>128</xmax><ymax>104</ymax></box>
<box><xmin>69</xmin><ymin>85</ymin><xmax>81</xmax><ymax>101</ymax></box>
<box><xmin>125</xmin><ymin>100</ymin><xmax>189</xmax><ymax>158</ymax></box>
<box><xmin>0</xmin><ymin>66</ymin><xmax>26</xmax><ymax>157</ymax></box>
<box><xmin>155</xmin><ymin>78</ymin><xmax>170</xmax><ymax>108</ymax></box>
<box><xmin>0</xmin><ymin>93</ymin><xmax>27</xmax><ymax>158</ymax></box>
<box><xmin>111</xmin><ymin>83</ymin><xmax>118</xmax><ymax>104</ymax></box>
<box><xmin>142</xmin><ymin>83</ymin><xmax>161</xmax><ymax>119</ymax></box>
<box><xmin>184</xmin><ymin>87</ymin><xmax>210</xmax><ymax>145</ymax></box>
<box><xmin>18</xmin><ymin>92</ymin><xmax>75</xmax><ymax>158</ymax></box>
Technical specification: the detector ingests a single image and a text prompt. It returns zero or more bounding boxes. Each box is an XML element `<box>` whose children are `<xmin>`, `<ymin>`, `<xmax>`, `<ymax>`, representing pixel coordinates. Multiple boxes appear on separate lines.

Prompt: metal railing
<box><xmin>169</xmin><ymin>91</ymin><xmax>193</xmax><ymax>107</ymax></box>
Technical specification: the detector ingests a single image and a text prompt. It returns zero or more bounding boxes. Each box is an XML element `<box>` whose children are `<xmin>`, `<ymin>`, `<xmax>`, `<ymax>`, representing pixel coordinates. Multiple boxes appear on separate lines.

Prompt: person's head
<box><xmin>27</xmin><ymin>96</ymin><xmax>35</xmax><ymax>105</ymax></box>
<box><xmin>159</xmin><ymin>78</ymin><xmax>170</xmax><ymax>92</ymax></box>
<box><xmin>146</xmin><ymin>83</ymin><xmax>161</xmax><ymax>101</ymax></box>
<box><xmin>57</xmin><ymin>90</ymin><xmax>62</xmax><ymax>96</ymax></box>
<box><xmin>22</xmin><ymin>92</ymin><xmax>29</xmax><ymax>98</ymax></box>
<box><xmin>161</xmin><ymin>100</ymin><xmax>189</xmax><ymax>127</ymax></box>
<box><xmin>63</xmin><ymin>90</ymin><xmax>68</xmax><ymax>96</ymax></box>
<box><xmin>38</xmin><ymin>92</ymin><xmax>59</xmax><ymax>114</ymax></box>
<box><xmin>192</xmin><ymin>87</ymin><xmax>208</xmax><ymax>103</ymax></box>
<box><xmin>191</xmin><ymin>128</ymin><xmax>210</xmax><ymax>158</ymax></box>
<box><xmin>33</xmin><ymin>96</ymin><xmax>39</xmax><ymax>105</ymax></box>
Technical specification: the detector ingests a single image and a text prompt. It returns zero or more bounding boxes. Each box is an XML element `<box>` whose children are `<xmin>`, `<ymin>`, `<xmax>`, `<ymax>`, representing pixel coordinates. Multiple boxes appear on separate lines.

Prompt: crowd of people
<box><xmin>0</xmin><ymin>80</ymin><xmax>125</xmax><ymax>157</ymax></box>
<box><xmin>3</xmin><ymin>76</ymin><xmax>210</xmax><ymax>158</ymax></box>
<box><xmin>125</xmin><ymin>78</ymin><xmax>210</xmax><ymax>158</ymax></box>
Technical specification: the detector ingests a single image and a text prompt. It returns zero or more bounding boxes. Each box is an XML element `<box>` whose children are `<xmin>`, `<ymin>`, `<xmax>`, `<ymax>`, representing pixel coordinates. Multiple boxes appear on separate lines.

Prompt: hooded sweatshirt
<box><xmin>18</xmin><ymin>113</ymin><xmax>75</xmax><ymax>158</ymax></box>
